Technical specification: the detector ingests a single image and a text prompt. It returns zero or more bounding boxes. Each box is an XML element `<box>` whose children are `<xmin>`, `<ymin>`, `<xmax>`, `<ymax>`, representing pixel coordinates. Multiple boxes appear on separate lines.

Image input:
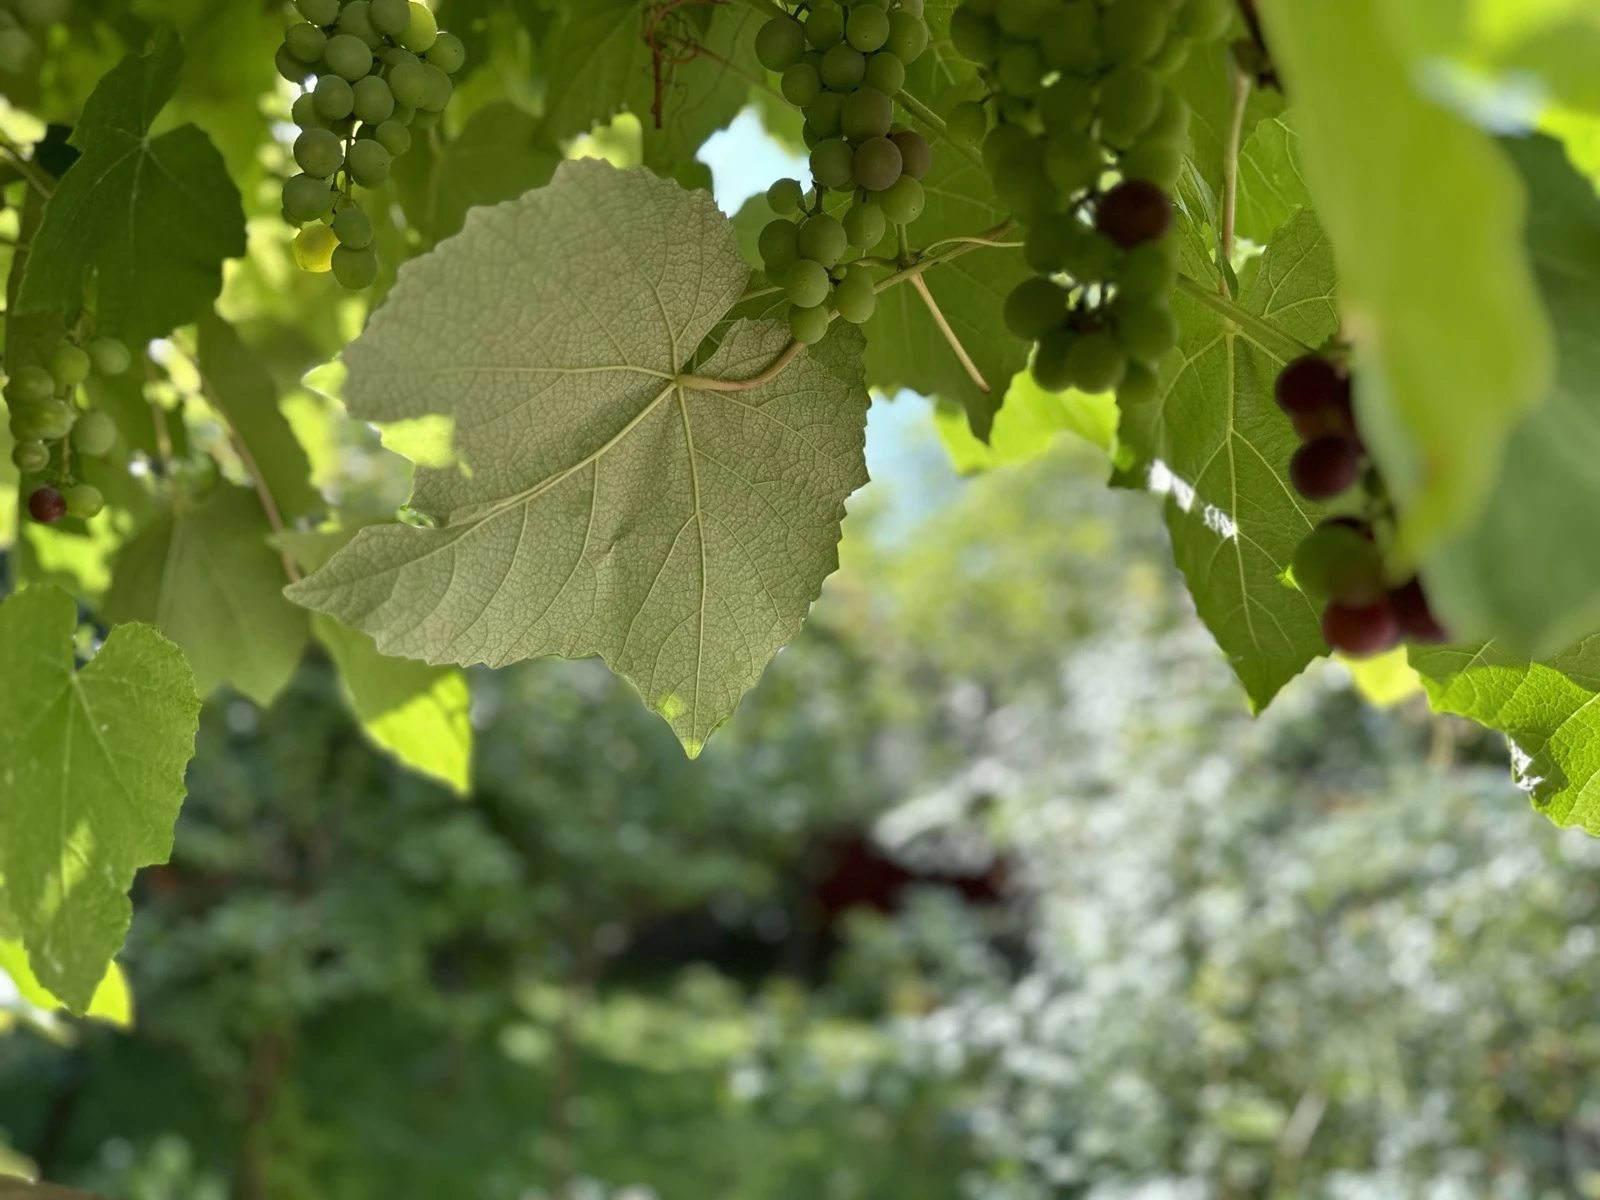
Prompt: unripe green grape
<box><xmin>788</xmin><ymin>303</ymin><xmax>831</xmax><ymax>346</ymax></box>
<box><xmin>841</xmin><ymin>86</ymin><xmax>892</xmax><ymax>140</ymax></box>
<box><xmin>1099</xmin><ymin>66</ymin><xmax>1163</xmax><ymax>147</ymax></box>
<box><xmin>946</xmin><ymin>100</ymin><xmax>988</xmax><ymax>146</ymax></box>
<box><xmin>767</xmin><ymin>177</ymin><xmax>805</xmax><ymax>215</ymax></box>
<box><xmin>14</xmin><ymin>401</ymin><xmax>74</xmax><ymax>441</ymax></box>
<box><xmin>1113</xmin><ymin>300</ymin><xmax>1178</xmax><ymax>363</ymax></box>
<box><xmin>399</xmin><ymin>1</ymin><xmax>439</xmax><ymax>51</ymax></box>
<box><xmin>63</xmin><ymin>483</ymin><xmax>104</xmax><ymax>520</ymax></box>
<box><xmin>11</xmin><ymin>440</ymin><xmax>49</xmax><ymax>474</ymax></box>
<box><xmin>1030</xmin><ymin>329</ymin><xmax>1075</xmax><ymax>392</ymax></box>
<box><xmin>993</xmin><ymin>94</ymin><xmax>1032</xmax><ymax>126</ymax></box>
<box><xmin>1003</xmin><ymin>277</ymin><xmax>1067</xmax><ymax>341</ymax></box>
<box><xmin>283</xmin><ymin>172</ymin><xmax>335</xmax><ymax>222</ymax></box>
<box><xmin>781</xmin><ymin>62</ymin><xmax>823</xmax><ymax>106</ymax></box>
<box><xmin>889</xmin><ymin>129</ymin><xmax>931</xmax><ymax>179</ymax></box>
<box><xmin>1147</xmin><ymin>90</ymin><xmax>1191</xmax><ymax>141</ymax></box>
<box><xmin>332</xmin><ymin>243</ymin><xmax>380</xmax><ymax>289</ymax></box>
<box><xmin>332</xmin><ymin>206</ymin><xmax>375</xmax><ymax>249</ymax></box>
<box><xmin>1037</xmin><ymin>76</ymin><xmax>1095</xmax><ymax>134</ymax></box>
<box><xmin>416</xmin><ymin>63</ymin><xmax>453</xmax><ymax>111</ymax></box>
<box><xmin>87</xmin><ymin>337</ymin><xmax>131</xmax><ymax>376</ymax></box>
<box><xmin>294</xmin><ymin>127</ymin><xmax>345</xmax><ymax>178</ymax></box>
<box><xmin>1023</xmin><ymin>215</ymin><xmax>1077</xmax><ymax>273</ymax></box>
<box><xmin>1103</xmin><ymin>0</ymin><xmax>1169</xmax><ymax>63</ymax></box>
<box><xmin>291</xmin><ymin>93</ymin><xmax>327</xmax><ymax>130</ymax></box>
<box><xmin>50</xmin><ymin>343</ymin><xmax>90</xmax><ymax>389</ymax></box>
<box><xmin>853</xmin><ymin>136</ymin><xmax>903</xmax><ymax>192</ymax></box>
<box><xmin>70</xmin><ymin>409</ymin><xmax>117</xmax><ymax>456</ymax></box>
<box><xmin>1061</xmin><ymin>226</ymin><xmax>1118</xmax><ymax>283</ymax></box>
<box><xmin>15</xmin><ymin>1</ymin><xmax>65</xmax><ymax>32</ymax></box>
<box><xmin>832</xmin><ymin>267</ymin><xmax>877</xmax><ymax>324</ymax></box>
<box><xmin>1064</xmin><ymin>330</ymin><xmax>1127</xmax><ymax>392</ymax></box>
<box><xmin>389</xmin><ymin>61</ymin><xmax>431</xmax><ymax>108</ymax></box>
<box><xmin>995</xmin><ymin>42</ymin><xmax>1044</xmax><ymax>96</ymax></box>
<box><xmin>809</xmin><ymin>137</ymin><xmax>854</xmax><ymax>189</ymax></box>
<box><xmin>1116</xmin><ymin>361</ymin><xmax>1159</xmax><ymax>407</ymax></box>
<box><xmin>804</xmin><ymin>6</ymin><xmax>844</xmax><ymax>48</ymax></box>
<box><xmin>808</xmin><ymin>91</ymin><xmax>844</xmax><ymax>137</ymax></box>
<box><xmin>313</xmin><ymin>74</ymin><xmax>355</xmax><ymax>120</ymax></box>
<box><xmin>996</xmin><ymin>0</ymin><xmax>1050</xmax><ymax>38</ymax></box>
<box><xmin>759</xmin><ymin>218</ymin><xmax>801</xmax><ymax>274</ymax></box>
<box><xmin>294</xmin><ymin>0</ymin><xmax>340</xmax><ymax>24</ymax></box>
<box><xmin>843</xmin><ymin>200</ymin><xmax>887</xmax><ymax>249</ymax></box>
<box><xmin>785</xmin><ymin>259</ymin><xmax>832</xmax><ymax>308</ymax></box>
<box><xmin>1293</xmin><ymin>521</ymin><xmax>1386</xmax><ymax>604</ymax></box>
<box><xmin>376</xmin><ymin>118</ymin><xmax>412</xmax><ymax>156</ymax></box>
<box><xmin>981</xmin><ymin>122</ymin><xmax>1032</xmax><ymax>173</ymax></box>
<box><xmin>285</xmin><ymin>22</ymin><xmax>328</xmax><ymax>64</ymax></box>
<box><xmin>293</xmin><ymin>222</ymin><xmax>338</xmax><ymax>272</ymax></box>
<box><xmin>846</xmin><ymin>5</ymin><xmax>889</xmax><ymax>51</ymax></box>
<box><xmin>800</xmin><ymin>122</ymin><xmax>822</xmax><ymax>150</ymax></box>
<box><xmin>1115</xmin><ymin>237</ymin><xmax>1179</xmax><ymax>300</ymax></box>
<box><xmin>345</xmin><ymin>138</ymin><xmax>392</xmax><ymax>186</ymax></box>
<box><xmin>1179</xmin><ymin>0</ymin><xmax>1234</xmax><ymax>42</ymax></box>
<box><xmin>992</xmin><ymin>150</ymin><xmax>1055</xmax><ymax>221</ymax></box>
<box><xmin>329</xmin><ymin>114</ymin><xmax>360</xmax><ymax>139</ymax></box>
<box><xmin>1147</xmin><ymin>35</ymin><xmax>1191</xmax><ymax>78</ymax></box>
<box><xmin>757</xmin><ymin>16</ymin><xmax>805</xmax><ymax>71</ymax></box>
<box><xmin>1039</xmin><ymin>1</ymin><xmax>1102</xmax><ymax>74</ymax></box>
<box><xmin>336</xmin><ymin>3</ymin><xmax>382</xmax><ymax>50</ymax></box>
<box><xmin>886</xmin><ymin>11</ymin><xmax>929</xmax><ymax>61</ymax></box>
<box><xmin>949</xmin><ymin>5</ymin><xmax>998</xmax><ymax>64</ymax></box>
<box><xmin>412</xmin><ymin>108</ymin><xmax>441</xmax><ymax>132</ymax></box>
<box><xmin>879</xmin><ymin>173</ymin><xmax>925</xmax><ymax>223</ymax></box>
<box><xmin>820</xmin><ymin>43</ymin><xmax>865</xmax><ymax>91</ymax></box>
<box><xmin>370</xmin><ymin>0</ymin><xmax>412</xmax><ymax>37</ymax></box>
<box><xmin>1119</xmin><ymin>139</ymin><xmax>1183</xmax><ymax>189</ymax></box>
<box><xmin>380</xmin><ymin>45</ymin><xmax>421</xmax><ymax>71</ymax></box>
<box><xmin>276</xmin><ymin>44</ymin><xmax>310</xmax><ymax>84</ymax></box>
<box><xmin>1043</xmin><ymin>130</ymin><xmax>1102</xmax><ymax>196</ymax></box>
<box><xmin>426</xmin><ymin>31</ymin><xmax>466</xmax><ymax>74</ymax></box>
<box><xmin>863</xmin><ymin>51</ymin><xmax>904</xmax><ymax>94</ymax></box>
<box><xmin>353</xmin><ymin>75</ymin><xmax>396</xmax><ymax>124</ymax></box>
<box><xmin>798</xmin><ymin>213</ymin><xmax>848</xmax><ymax>268</ymax></box>
<box><xmin>10</xmin><ymin>365</ymin><xmax>55</xmax><ymax>404</ymax></box>
<box><xmin>898</xmin><ymin>0</ymin><xmax>924</xmax><ymax>13</ymax></box>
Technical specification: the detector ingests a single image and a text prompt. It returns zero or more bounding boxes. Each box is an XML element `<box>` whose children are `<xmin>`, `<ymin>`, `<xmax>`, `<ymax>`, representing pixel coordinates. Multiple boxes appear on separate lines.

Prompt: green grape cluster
<box><xmin>5</xmin><ymin>331</ymin><xmax>130</xmax><ymax>524</ymax></box>
<box><xmin>755</xmin><ymin>0</ymin><xmax>932</xmax><ymax>344</ymax></box>
<box><xmin>0</xmin><ymin>0</ymin><xmax>70</xmax><ymax>75</ymax></box>
<box><xmin>275</xmin><ymin>0</ymin><xmax>465</xmax><ymax>289</ymax></box>
<box><xmin>949</xmin><ymin>0</ymin><xmax>1232</xmax><ymax>399</ymax></box>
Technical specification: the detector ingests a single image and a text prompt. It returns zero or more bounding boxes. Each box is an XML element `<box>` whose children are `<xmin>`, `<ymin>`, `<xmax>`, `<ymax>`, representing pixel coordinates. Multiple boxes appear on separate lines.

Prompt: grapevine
<box><xmin>275</xmin><ymin>0</ymin><xmax>465</xmax><ymax>289</ymax></box>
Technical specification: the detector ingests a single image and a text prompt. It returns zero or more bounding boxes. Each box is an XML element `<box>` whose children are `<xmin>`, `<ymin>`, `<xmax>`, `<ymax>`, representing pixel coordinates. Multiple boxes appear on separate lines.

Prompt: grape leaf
<box><xmin>1172</xmin><ymin>39</ymin><xmax>1285</xmax><ymax>210</ymax></box>
<box><xmin>392</xmin><ymin>102</ymin><xmax>560</xmax><ymax>245</ymax></box>
<box><xmin>0</xmin><ymin>586</ymin><xmax>199</xmax><ymax>1014</ymax></box>
<box><xmin>0</xmin><ymin>938</ymin><xmax>133</xmax><ymax>1027</ymax></box>
<box><xmin>541</xmin><ymin>0</ymin><xmax>759</xmax><ymax>170</ymax></box>
<box><xmin>1235</xmin><ymin>115</ymin><xmax>1310</xmax><ymax>246</ymax></box>
<box><xmin>14</xmin><ymin>31</ymin><xmax>246</xmax><ymax>343</ymax></box>
<box><xmin>1411</xmin><ymin>639</ymin><xmax>1600</xmax><ymax>834</ymax></box>
<box><xmin>196</xmin><ymin>312</ymin><xmax>320</xmax><ymax>524</ymax></box>
<box><xmin>1256</xmin><ymin>0</ymin><xmax>1555</xmax><ymax>567</ymax></box>
<box><xmin>934</xmin><ymin>371</ymin><xmax>1118</xmax><ymax>474</ymax></box>
<box><xmin>1421</xmin><ymin>137</ymin><xmax>1600</xmax><ymax>657</ymax></box>
<box><xmin>286</xmin><ymin>161</ymin><xmax>870</xmax><ymax>753</ymax></box>
<box><xmin>103</xmin><ymin>487</ymin><xmax>309</xmax><ymax>707</ymax></box>
<box><xmin>861</xmin><ymin>149</ymin><xmax>1032</xmax><ymax>440</ymax></box>
<box><xmin>1119</xmin><ymin>208</ymin><xmax>1341</xmax><ymax>708</ymax></box>
<box><xmin>0</xmin><ymin>1183</ymin><xmax>103</xmax><ymax>1200</ymax></box>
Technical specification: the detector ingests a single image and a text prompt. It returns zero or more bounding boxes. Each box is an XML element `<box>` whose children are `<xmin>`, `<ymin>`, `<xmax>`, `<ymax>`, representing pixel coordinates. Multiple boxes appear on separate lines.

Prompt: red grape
<box><xmin>1390</xmin><ymin>578</ymin><xmax>1449</xmax><ymax>643</ymax></box>
<box><xmin>1322</xmin><ymin>599</ymin><xmax>1400</xmax><ymax>657</ymax></box>
<box><xmin>1289</xmin><ymin>435</ymin><xmax>1362</xmax><ymax>500</ymax></box>
<box><xmin>1095</xmin><ymin>180</ymin><xmax>1172</xmax><ymax>249</ymax></box>
<box><xmin>28</xmin><ymin>485</ymin><xmax>67</xmax><ymax>525</ymax></box>
<box><xmin>1274</xmin><ymin>354</ymin><xmax>1350</xmax><ymax>416</ymax></box>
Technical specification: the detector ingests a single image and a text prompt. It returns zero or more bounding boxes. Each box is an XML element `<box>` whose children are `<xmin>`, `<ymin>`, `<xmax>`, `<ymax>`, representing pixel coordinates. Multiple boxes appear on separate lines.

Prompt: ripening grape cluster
<box><xmin>0</xmin><ymin>0</ymin><xmax>69</xmax><ymax>74</ymax></box>
<box><xmin>1276</xmin><ymin>354</ymin><xmax>1449</xmax><ymax>657</ymax></box>
<box><xmin>949</xmin><ymin>0</ymin><xmax>1232</xmax><ymax>398</ymax></box>
<box><xmin>275</xmin><ymin>0</ymin><xmax>463</xmax><ymax>289</ymax></box>
<box><xmin>5</xmin><ymin>334</ymin><xmax>130</xmax><ymax>525</ymax></box>
<box><xmin>754</xmin><ymin>0</ymin><xmax>932</xmax><ymax>345</ymax></box>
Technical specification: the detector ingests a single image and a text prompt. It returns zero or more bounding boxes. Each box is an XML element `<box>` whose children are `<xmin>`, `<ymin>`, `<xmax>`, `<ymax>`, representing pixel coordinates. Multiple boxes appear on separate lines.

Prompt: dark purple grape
<box><xmin>1390</xmin><ymin>578</ymin><xmax>1449</xmax><ymax>643</ymax></box>
<box><xmin>28</xmin><ymin>485</ymin><xmax>67</xmax><ymax>525</ymax></box>
<box><xmin>1289</xmin><ymin>435</ymin><xmax>1362</xmax><ymax>500</ymax></box>
<box><xmin>889</xmin><ymin>129</ymin><xmax>932</xmax><ymax>179</ymax></box>
<box><xmin>1095</xmin><ymin>180</ymin><xmax>1171</xmax><ymax>248</ymax></box>
<box><xmin>1275</xmin><ymin>354</ymin><xmax>1352</xmax><ymax>416</ymax></box>
<box><xmin>1290</xmin><ymin>404</ymin><xmax>1354</xmax><ymax>443</ymax></box>
<box><xmin>1322</xmin><ymin>599</ymin><xmax>1400</xmax><ymax>658</ymax></box>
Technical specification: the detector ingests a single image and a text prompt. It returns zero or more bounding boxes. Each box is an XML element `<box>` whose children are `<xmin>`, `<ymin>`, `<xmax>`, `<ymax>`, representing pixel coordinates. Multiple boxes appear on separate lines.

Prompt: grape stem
<box><xmin>1219</xmin><ymin>56</ymin><xmax>1251</xmax><ymax>288</ymax></box>
<box><xmin>912</xmin><ymin>273</ymin><xmax>988</xmax><ymax>393</ymax></box>
<box><xmin>1175</xmin><ymin>275</ymin><xmax>1316</xmax><ymax>363</ymax></box>
<box><xmin>0</xmin><ymin>135</ymin><xmax>55</xmax><ymax>199</ymax></box>
<box><xmin>678</xmin><ymin>338</ymin><xmax>805</xmax><ymax>391</ymax></box>
<box><xmin>893</xmin><ymin>89</ymin><xmax>984</xmax><ymax>171</ymax></box>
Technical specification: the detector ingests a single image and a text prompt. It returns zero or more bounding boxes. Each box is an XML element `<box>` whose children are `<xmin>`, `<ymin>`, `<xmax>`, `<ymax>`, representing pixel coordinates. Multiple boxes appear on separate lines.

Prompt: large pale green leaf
<box><xmin>15</xmin><ymin>31</ymin><xmax>246</xmax><ymax>342</ymax></box>
<box><xmin>1412</xmin><ymin>639</ymin><xmax>1600</xmax><ymax>834</ymax></box>
<box><xmin>1234</xmin><ymin>115</ymin><xmax>1310</xmax><ymax>246</ymax></box>
<box><xmin>1256</xmin><ymin>0</ymin><xmax>1554</xmax><ymax>566</ymax></box>
<box><xmin>1422</xmin><ymin>137</ymin><xmax>1600</xmax><ymax>657</ymax></box>
<box><xmin>0</xmin><ymin>1182</ymin><xmax>102</xmax><ymax>1199</ymax></box>
<box><xmin>0</xmin><ymin>939</ymin><xmax>132</xmax><ymax>1027</ymax></box>
<box><xmin>1120</xmin><ymin>209</ymin><xmax>1341</xmax><ymax>708</ymax></box>
<box><xmin>935</xmin><ymin>371</ymin><xmax>1117</xmax><ymax>474</ymax></box>
<box><xmin>1173</xmin><ymin>39</ymin><xmax>1285</xmax><ymax>208</ymax></box>
<box><xmin>286</xmin><ymin>161</ymin><xmax>870</xmax><ymax>753</ymax></box>
<box><xmin>392</xmin><ymin>102</ymin><xmax>560</xmax><ymax>245</ymax></box>
<box><xmin>313</xmin><ymin>615</ymin><xmax>474</xmax><ymax>796</ymax></box>
<box><xmin>196</xmin><ymin>312</ymin><xmax>320</xmax><ymax>524</ymax></box>
<box><xmin>0</xmin><ymin>587</ymin><xmax>199</xmax><ymax>1014</ymax></box>
<box><xmin>541</xmin><ymin>0</ymin><xmax>758</xmax><ymax>170</ymax></box>
<box><xmin>103</xmin><ymin>488</ymin><xmax>309</xmax><ymax>706</ymax></box>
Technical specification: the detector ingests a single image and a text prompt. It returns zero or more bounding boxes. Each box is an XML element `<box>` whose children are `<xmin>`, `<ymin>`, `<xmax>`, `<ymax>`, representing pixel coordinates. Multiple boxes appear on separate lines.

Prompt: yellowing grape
<box><xmin>293</xmin><ymin>223</ymin><xmax>339</xmax><ymax>273</ymax></box>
